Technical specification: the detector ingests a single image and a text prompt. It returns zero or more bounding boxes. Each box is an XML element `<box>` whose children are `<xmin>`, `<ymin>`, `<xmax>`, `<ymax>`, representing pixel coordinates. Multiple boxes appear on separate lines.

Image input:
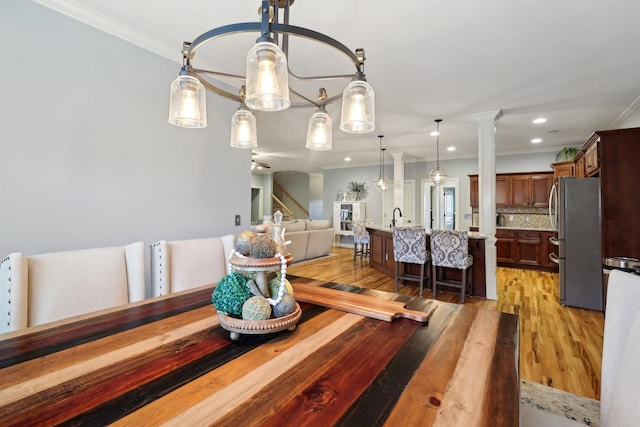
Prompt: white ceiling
<box><xmin>37</xmin><ymin>0</ymin><xmax>640</xmax><ymax>174</ymax></box>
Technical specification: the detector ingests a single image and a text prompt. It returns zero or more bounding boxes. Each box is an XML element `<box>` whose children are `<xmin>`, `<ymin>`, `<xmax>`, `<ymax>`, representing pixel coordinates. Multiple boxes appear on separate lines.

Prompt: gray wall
<box><xmin>308</xmin><ymin>173</ymin><xmax>324</xmax><ymax>219</ymax></box>
<box><xmin>619</xmin><ymin>105</ymin><xmax>640</xmax><ymax>128</ymax></box>
<box><xmin>273</xmin><ymin>171</ymin><xmax>310</xmax><ymax>219</ymax></box>
<box><xmin>322</xmin><ymin>164</ymin><xmax>388</xmax><ymax>226</ymax></box>
<box><xmin>0</xmin><ymin>1</ymin><xmax>250</xmax><ymax>295</ymax></box>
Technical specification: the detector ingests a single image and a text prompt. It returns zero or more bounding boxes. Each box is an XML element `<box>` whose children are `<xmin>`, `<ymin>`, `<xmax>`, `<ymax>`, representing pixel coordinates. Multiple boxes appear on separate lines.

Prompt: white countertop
<box><xmin>366</xmin><ymin>224</ymin><xmax>487</xmax><ymax>240</ymax></box>
<box><xmin>471</xmin><ymin>226</ymin><xmax>556</xmax><ymax>232</ymax></box>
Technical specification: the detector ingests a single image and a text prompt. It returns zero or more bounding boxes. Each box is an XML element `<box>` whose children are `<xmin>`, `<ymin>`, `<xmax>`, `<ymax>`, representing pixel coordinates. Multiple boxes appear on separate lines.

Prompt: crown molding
<box><xmin>33</xmin><ymin>0</ymin><xmax>179</xmax><ymax>64</ymax></box>
<box><xmin>609</xmin><ymin>91</ymin><xmax>640</xmax><ymax>128</ymax></box>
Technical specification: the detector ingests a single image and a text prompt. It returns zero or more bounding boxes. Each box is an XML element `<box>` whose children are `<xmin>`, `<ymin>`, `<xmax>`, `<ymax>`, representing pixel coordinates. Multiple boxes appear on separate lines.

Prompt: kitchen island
<box><xmin>367</xmin><ymin>225</ymin><xmax>487</xmax><ymax>298</ymax></box>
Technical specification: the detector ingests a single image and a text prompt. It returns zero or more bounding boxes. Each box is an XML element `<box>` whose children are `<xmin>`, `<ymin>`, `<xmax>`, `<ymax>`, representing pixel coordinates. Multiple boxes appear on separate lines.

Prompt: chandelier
<box><xmin>167</xmin><ymin>0</ymin><xmax>375</xmax><ymax>151</ymax></box>
<box><xmin>430</xmin><ymin>119</ymin><xmax>447</xmax><ymax>186</ymax></box>
<box><xmin>374</xmin><ymin>135</ymin><xmax>391</xmax><ymax>192</ymax></box>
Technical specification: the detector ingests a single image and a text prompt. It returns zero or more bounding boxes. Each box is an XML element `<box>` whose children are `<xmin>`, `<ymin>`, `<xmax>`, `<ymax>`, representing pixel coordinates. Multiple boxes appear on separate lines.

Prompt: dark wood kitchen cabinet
<box><xmin>552</xmin><ymin>161</ymin><xmax>574</xmax><ymax>182</ymax></box>
<box><xmin>509</xmin><ymin>173</ymin><xmax>553</xmax><ymax>207</ymax></box>
<box><xmin>469</xmin><ymin>175</ymin><xmax>479</xmax><ymax>207</ymax></box>
<box><xmin>470</xmin><ymin>172</ymin><xmax>553</xmax><ymax>208</ymax></box>
<box><xmin>584</xmin><ymin>136</ymin><xmax>600</xmax><ymax>176</ymax></box>
<box><xmin>496</xmin><ymin>229</ymin><xmax>557</xmax><ymax>272</ymax></box>
<box><xmin>495</xmin><ymin>176</ymin><xmax>510</xmax><ymax>206</ymax></box>
<box><xmin>369</xmin><ymin>229</ymin><xmax>396</xmax><ymax>275</ymax></box>
<box><xmin>597</xmin><ymin>128</ymin><xmax>640</xmax><ymax>262</ymax></box>
<box><xmin>514</xmin><ymin>230</ymin><xmax>542</xmax><ymax>267</ymax></box>
<box><xmin>530</xmin><ymin>174</ymin><xmax>554</xmax><ymax>207</ymax></box>
<box><xmin>541</xmin><ymin>231</ymin><xmax>557</xmax><ymax>269</ymax></box>
<box><xmin>496</xmin><ymin>229</ymin><xmax>516</xmax><ymax>264</ymax></box>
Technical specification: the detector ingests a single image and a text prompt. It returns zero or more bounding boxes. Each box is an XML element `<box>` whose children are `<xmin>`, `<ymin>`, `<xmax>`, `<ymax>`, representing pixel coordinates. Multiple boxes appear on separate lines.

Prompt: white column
<box><xmin>472</xmin><ymin>109</ymin><xmax>502</xmax><ymax>300</ymax></box>
<box><xmin>392</xmin><ymin>152</ymin><xmax>405</xmax><ymax>219</ymax></box>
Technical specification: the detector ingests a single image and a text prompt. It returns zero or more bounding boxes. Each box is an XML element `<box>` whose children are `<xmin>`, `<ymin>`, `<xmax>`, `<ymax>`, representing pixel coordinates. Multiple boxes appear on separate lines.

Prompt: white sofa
<box><xmin>281</xmin><ymin>219</ymin><xmax>334</xmax><ymax>263</ymax></box>
<box><xmin>520</xmin><ymin>269</ymin><xmax>640</xmax><ymax>426</ymax></box>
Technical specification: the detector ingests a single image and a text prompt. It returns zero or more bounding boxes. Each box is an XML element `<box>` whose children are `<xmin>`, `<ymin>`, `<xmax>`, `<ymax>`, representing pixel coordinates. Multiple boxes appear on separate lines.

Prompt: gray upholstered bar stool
<box><xmin>392</xmin><ymin>227</ymin><xmax>431</xmax><ymax>297</ymax></box>
<box><xmin>352</xmin><ymin>220</ymin><xmax>370</xmax><ymax>262</ymax></box>
<box><xmin>430</xmin><ymin>229</ymin><xmax>473</xmax><ymax>303</ymax></box>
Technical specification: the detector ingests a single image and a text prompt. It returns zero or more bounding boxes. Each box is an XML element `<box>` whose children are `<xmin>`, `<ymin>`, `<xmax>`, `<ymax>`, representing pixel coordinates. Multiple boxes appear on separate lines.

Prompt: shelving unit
<box><xmin>333</xmin><ymin>201</ymin><xmax>365</xmax><ymax>248</ymax></box>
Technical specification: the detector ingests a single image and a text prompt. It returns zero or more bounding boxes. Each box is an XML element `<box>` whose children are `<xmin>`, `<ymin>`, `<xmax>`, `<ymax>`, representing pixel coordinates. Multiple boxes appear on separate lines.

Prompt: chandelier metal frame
<box><xmin>178</xmin><ymin>0</ymin><xmax>368</xmax><ymax>109</ymax></box>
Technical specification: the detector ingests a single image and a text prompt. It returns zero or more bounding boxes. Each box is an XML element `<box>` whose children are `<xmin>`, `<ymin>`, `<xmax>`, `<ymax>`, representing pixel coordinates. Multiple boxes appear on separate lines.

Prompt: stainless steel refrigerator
<box><xmin>549</xmin><ymin>177</ymin><xmax>602</xmax><ymax>310</ymax></box>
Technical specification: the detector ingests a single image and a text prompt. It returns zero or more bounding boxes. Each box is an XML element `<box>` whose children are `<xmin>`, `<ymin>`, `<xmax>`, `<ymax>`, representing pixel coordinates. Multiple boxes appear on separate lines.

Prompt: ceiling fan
<box><xmin>251</xmin><ymin>153</ymin><xmax>271</xmax><ymax>170</ymax></box>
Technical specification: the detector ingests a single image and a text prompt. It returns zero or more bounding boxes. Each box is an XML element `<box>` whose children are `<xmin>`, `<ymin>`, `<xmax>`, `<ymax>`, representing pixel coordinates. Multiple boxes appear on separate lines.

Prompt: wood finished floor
<box><xmin>287</xmin><ymin>247</ymin><xmax>604</xmax><ymax>400</ymax></box>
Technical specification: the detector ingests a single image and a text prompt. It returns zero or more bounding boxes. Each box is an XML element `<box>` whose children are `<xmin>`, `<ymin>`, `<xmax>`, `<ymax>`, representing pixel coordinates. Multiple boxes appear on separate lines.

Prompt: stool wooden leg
<box><xmin>432</xmin><ymin>264</ymin><xmax>437</xmax><ymax>300</ymax></box>
<box><xmin>394</xmin><ymin>261</ymin><xmax>399</xmax><ymax>293</ymax></box>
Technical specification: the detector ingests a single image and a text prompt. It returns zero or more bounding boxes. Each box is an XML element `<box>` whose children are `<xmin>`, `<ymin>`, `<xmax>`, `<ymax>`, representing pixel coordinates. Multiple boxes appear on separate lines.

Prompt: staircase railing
<box><xmin>273</xmin><ymin>181</ymin><xmax>309</xmax><ymax>217</ymax></box>
<box><xmin>271</xmin><ymin>194</ymin><xmax>294</xmax><ymax>220</ymax></box>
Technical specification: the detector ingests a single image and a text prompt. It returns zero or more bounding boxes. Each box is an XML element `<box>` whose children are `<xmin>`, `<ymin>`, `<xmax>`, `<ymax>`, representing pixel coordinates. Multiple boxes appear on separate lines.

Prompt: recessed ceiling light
<box><xmin>531</xmin><ymin>138</ymin><xmax>542</xmax><ymax>143</ymax></box>
<box><xmin>447</xmin><ymin>146</ymin><xmax>455</xmax><ymax>152</ymax></box>
<box><xmin>344</xmin><ymin>157</ymin><xmax>351</xmax><ymax>162</ymax></box>
<box><xmin>533</xmin><ymin>118</ymin><xmax>546</xmax><ymax>124</ymax></box>
<box><xmin>430</xmin><ymin>131</ymin><xmax>439</xmax><ymax>136</ymax></box>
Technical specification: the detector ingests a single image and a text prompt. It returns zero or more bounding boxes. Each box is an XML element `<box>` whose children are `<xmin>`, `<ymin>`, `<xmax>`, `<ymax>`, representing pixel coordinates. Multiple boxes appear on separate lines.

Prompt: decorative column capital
<box><xmin>472</xmin><ymin>109</ymin><xmax>503</xmax><ymax>124</ymax></box>
<box><xmin>391</xmin><ymin>152</ymin><xmax>405</xmax><ymax>162</ymax></box>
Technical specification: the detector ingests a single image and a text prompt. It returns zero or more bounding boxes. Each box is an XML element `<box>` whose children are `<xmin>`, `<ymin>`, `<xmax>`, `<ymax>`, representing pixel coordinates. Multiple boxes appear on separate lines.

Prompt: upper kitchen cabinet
<box><xmin>509</xmin><ymin>173</ymin><xmax>553</xmax><ymax>207</ymax></box>
<box><xmin>530</xmin><ymin>174</ymin><xmax>554</xmax><ymax>207</ymax></box>
<box><xmin>471</xmin><ymin>172</ymin><xmax>553</xmax><ymax>208</ymax></box>
<box><xmin>509</xmin><ymin>175</ymin><xmax>529</xmax><ymax>206</ymax></box>
<box><xmin>496</xmin><ymin>175</ymin><xmax>510</xmax><ymax>206</ymax></box>
<box><xmin>584</xmin><ymin>135</ymin><xmax>600</xmax><ymax>177</ymax></box>
<box><xmin>574</xmin><ymin>151</ymin><xmax>586</xmax><ymax>178</ymax></box>
<box><xmin>469</xmin><ymin>175</ymin><xmax>479</xmax><ymax>207</ymax></box>
<box><xmin>552</xmin><ymin>160</ymin><xmax>575</xmax><ymax>181</ymax></box>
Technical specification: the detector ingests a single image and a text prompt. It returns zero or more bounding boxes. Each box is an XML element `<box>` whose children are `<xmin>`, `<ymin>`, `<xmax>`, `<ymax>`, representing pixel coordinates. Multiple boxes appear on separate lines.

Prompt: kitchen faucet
<box><xmin>391</xmin><ymin>207</ymin><xmax>403</xmax><ymax>228</ymax></box>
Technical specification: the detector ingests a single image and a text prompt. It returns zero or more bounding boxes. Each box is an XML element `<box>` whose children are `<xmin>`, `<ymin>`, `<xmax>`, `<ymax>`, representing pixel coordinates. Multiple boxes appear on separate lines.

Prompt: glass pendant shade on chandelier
<box><xmin>430</xmin><ymin>119</ymin><xmax>447</xmax><ymax>186</ymax></box>
<box><xmin>229</xmin><ymin>85</ymin><xmax>258</xmax><ymax>149</ymax></box>
<box><xmin>306</xmin><ymin>106</ymin><xmax>332</xmax><ymax>151</ymax></box>
<box><xmin>168</xmin><ymin>75</ymin><xmax>207</xmax><ymax>128</ymax></box>
<box><xmin>374</xmin><ymin>135</ymin><xmax>391</xmax><ymax>193</ymax></box>
<box><xmin>167</xmin><ymin>0</ymin><xmax>375</xmax><ymax>152</ymax></box>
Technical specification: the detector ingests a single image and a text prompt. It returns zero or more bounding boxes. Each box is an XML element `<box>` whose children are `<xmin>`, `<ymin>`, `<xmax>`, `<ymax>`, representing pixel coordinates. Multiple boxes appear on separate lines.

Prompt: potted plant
<box><xmin>348</xmin><ymin>181</ymin><xmax>368</xmax><ymax>201</ymax></box>
<box><xmin>555</xmin><ymin>147</ymin><xmax>579</xmax><ymax>162</ymax></box>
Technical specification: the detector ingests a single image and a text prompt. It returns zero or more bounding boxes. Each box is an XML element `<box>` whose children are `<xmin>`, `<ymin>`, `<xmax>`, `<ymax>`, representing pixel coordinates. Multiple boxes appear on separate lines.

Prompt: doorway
<box><xmin>422</xmin><ymin>178</ymin><xmax>459</xmax><ymax>231</ymax></box>
<box><xmin>251</xmin><ymin>186</ymin><xmax>263</xmax><ymax>224</ymax></box>
<box><xmin>383</xmin><ymin>180</ymin><xmax>416</xmax><ymax>226</ymax></box>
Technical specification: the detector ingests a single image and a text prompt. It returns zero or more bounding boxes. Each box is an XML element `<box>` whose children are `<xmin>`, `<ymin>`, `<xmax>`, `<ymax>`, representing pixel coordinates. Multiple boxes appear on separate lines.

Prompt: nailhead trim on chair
<box><xmin>2</xmin><ymin>256</ymin><xmax>11</xmax><ymax>328</ymax></box>
<box><xmin>151</xmin><ymin>242</ymin><xmax>165</xmax><ymax>295</ymax></box>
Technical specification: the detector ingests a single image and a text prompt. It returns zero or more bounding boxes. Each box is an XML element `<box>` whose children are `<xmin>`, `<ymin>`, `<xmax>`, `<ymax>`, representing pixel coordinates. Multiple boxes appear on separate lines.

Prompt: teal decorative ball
<box><xmin>212</xmin><ymin>272</ymin><xmax>252</xmax><ymax>318</ymax></box>
<box><xmin>272</xmin><ymin>294</ymin><xmax>297</xmax><ymax>318</ymax></box>
<box><xmin>242</xmin><ymin>296</ymin><xmax>272</xmax><ymax>320</ymax></box>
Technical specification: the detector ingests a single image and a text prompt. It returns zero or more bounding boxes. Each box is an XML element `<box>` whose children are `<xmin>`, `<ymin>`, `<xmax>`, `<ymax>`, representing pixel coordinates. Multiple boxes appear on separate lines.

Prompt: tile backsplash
<box><xmin>472</xmin><ymin>207</ymin><xmax>553</xmax><ymax>230</ymax></box>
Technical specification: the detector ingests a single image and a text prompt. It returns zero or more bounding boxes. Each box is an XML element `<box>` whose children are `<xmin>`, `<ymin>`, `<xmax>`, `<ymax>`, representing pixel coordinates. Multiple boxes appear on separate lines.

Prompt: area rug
<box><xmin>289</xmin><ymin>252</ymin><xmax>337</xmax><ymax>266</ymax></box>
<box><xmin>520</xmin><ymin>380</ymin><xmax>600</xmax><ymax>426</ymax></box>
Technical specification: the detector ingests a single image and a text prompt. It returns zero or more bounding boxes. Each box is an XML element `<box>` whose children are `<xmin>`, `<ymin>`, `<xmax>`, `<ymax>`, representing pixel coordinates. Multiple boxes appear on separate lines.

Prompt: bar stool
<box><xmin>430</xmin><ymin>229</ymin><xmax>473</xmax><ymax>303</ymax></box>
<box><xmin>392</xmin><ymin>227</ymin><xmax>431</xmax><ymax>297</ymax></box>
<box><xmin>353</xmin><ymin>220</ymin><xmax>370</xmax><ymax>262</ymax></box>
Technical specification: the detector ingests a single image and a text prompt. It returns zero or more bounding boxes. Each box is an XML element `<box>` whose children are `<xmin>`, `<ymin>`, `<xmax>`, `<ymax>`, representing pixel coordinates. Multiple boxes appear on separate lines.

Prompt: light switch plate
<box><xmin>235</xmin><ymin>215</ymin><xmax>241</xmax><ymax>226</ymax></box>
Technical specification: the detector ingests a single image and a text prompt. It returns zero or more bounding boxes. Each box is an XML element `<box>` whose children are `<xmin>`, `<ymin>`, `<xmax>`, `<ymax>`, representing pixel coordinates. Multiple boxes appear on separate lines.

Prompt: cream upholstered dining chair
<box><xmin>150</xmin><ymin>235</ymin><xmax>235</xmax><ymax>297</ymax></box>
<box><xmin>520</xmin><ymin>269</ymin><xmax>640</xmax><ymax>426</ymax></box>
<box><xmin>430</xmin><ymin>229</ymin><xmax>473</xmax><ymax>303</ymax></box>
<box><xmin>352</xmin><ymin>220</ymin><xmax>370</xmax><ymax>262</ymax></box>
<box><xmin>392</xmin><ymin>227</ymin><xmax>431</xmax><ymax>297</ymax></box>
<box><xmin>0</xmin><ymin>242</ymin><xmax>145</xmax><ymax>333</ymax></box>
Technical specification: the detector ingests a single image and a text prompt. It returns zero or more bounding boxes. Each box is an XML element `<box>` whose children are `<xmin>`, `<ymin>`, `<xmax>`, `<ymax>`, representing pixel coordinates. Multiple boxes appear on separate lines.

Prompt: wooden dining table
<box><xmin>0</xmin><ymin>276</ymin><xmax>519</xmax><ymax>426</ymax></box>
